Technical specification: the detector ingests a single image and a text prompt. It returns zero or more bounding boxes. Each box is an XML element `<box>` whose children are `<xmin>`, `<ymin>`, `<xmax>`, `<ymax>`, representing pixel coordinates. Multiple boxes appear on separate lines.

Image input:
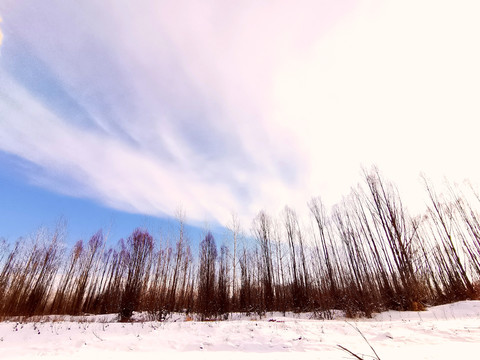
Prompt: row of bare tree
<box><xmin>1</xmin><ymin>168</ymin><xmax>479</xmax><ymax>320</ymax></box>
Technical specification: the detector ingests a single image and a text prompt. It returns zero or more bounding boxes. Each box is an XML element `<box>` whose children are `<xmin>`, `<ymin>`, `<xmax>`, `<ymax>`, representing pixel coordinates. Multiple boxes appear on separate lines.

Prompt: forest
<box><xmin>1</xmin><ymin>167</ymin><xmax>479</xmax><ymax>321</ymax></box>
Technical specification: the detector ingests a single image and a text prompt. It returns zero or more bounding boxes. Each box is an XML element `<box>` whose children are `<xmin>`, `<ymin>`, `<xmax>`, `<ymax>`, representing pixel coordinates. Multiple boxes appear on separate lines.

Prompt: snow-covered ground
<box><xmin>1</xmin><ymin>301</ymin><xmax>480</xmax><ymax>359</ymax></box>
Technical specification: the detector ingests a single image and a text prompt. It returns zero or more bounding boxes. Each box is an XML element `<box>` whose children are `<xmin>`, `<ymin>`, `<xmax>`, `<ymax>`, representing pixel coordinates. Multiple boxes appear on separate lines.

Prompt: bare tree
<box><xmin>120</xmin><ymin>229</ymin><xmax>154</xmax><ymax>321</ymax></box>
<box><xmin>252</xmin><ymin>211</ymin><xmax>275</xmax><ymax>312</ymax></box>
<box><xmin>228</xmin><ymin>213</ymin><xmax>241</xmax><ymax>309</ymax></box>
<box><xmin>197</xmin><ymin>232</ymin><xmax>218</xmax><ymax>320</ymax></box>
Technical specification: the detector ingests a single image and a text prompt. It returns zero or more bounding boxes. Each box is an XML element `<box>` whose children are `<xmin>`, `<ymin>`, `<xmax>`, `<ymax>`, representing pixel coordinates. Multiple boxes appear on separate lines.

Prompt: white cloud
<box><xmin>0</xmin><ymin>16</ymin><xmax>3</xmax><ymax>47</ymax></box>
<box><xmin>271</xmin><ymin>0</ymin><xmax>480</xmax><ymax>213</ymax></box>
<box><xmin>0</xmin><ymin>69</ymin><xmax>239</xmax><ymax>225</ymax></box>
<box><xmin>1</xmin><ymin>0</ymin><xmax>480</xmax><ymax>228</ymax></box>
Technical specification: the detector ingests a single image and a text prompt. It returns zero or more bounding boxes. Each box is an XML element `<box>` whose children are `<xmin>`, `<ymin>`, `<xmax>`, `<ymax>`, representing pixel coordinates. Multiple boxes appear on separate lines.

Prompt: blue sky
<box><xmin>0</xmin><ymin>151</ymin><xmax>225</xmax><ymax>246</ymax></box>
<box><xmin>1</xmin><ymin>1</ymin><xmax>480</xmax><ymax>245</ymax></box>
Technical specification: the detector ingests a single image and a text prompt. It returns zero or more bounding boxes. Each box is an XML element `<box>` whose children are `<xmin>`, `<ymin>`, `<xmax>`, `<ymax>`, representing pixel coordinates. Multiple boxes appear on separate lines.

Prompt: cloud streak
<box><xmin>0</xmin><ymin>16</ymin><xmax>3</xmax><ymax>47</ymax></box>
<box><xmin>1</xmin><ymin>0</ymin><xmax>480</xmax><ymax>227</ymax></box>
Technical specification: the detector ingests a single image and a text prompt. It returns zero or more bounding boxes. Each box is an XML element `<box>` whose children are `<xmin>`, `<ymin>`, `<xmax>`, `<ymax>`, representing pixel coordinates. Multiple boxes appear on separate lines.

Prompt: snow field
<box><xmin>1</xmin><ymin>301</ymin><xmax>480</xmax><ymax>359</ymax></box>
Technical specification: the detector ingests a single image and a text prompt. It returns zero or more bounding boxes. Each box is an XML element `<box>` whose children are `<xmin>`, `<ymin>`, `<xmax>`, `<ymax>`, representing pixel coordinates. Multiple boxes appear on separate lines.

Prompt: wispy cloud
<box><xmin>0</xmin><ymin>16</ymin><xmax>3</xmax><ymax>47</ymax></box>
<box><xmin>0</xmin><ymin>0</ymin><xmax>479</xmax><ymax>227</ymax></box>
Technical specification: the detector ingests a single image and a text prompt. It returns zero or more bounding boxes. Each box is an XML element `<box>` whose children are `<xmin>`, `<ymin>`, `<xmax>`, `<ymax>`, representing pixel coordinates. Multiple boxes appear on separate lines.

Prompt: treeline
<box><xmin>1</xmin><ymin>168</ymin><xmax>479</xmax><ymax>320</ymax></box>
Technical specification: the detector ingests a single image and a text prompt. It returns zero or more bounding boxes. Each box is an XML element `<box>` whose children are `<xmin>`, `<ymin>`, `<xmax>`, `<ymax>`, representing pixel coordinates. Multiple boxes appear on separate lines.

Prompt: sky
<box><xmin>0</xmin><ymin>0</ymin><xmax>479</xmax><ymax>244</ymax></box>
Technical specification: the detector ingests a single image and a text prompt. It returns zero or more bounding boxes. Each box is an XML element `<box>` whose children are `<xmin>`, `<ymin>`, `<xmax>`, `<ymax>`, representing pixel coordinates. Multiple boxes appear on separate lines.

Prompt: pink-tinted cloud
<box><xmin>0</xmin><ymin>16</ymin><xmax>3</xmax><ymax>47</ymax></box>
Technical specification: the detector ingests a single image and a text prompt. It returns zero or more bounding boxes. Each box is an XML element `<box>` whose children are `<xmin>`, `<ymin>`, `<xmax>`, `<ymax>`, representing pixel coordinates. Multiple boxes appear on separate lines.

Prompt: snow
<box><xmin>1</xmin><ymin>301</ymin><xmax>480</xmax><ymax>359</ymax></box>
